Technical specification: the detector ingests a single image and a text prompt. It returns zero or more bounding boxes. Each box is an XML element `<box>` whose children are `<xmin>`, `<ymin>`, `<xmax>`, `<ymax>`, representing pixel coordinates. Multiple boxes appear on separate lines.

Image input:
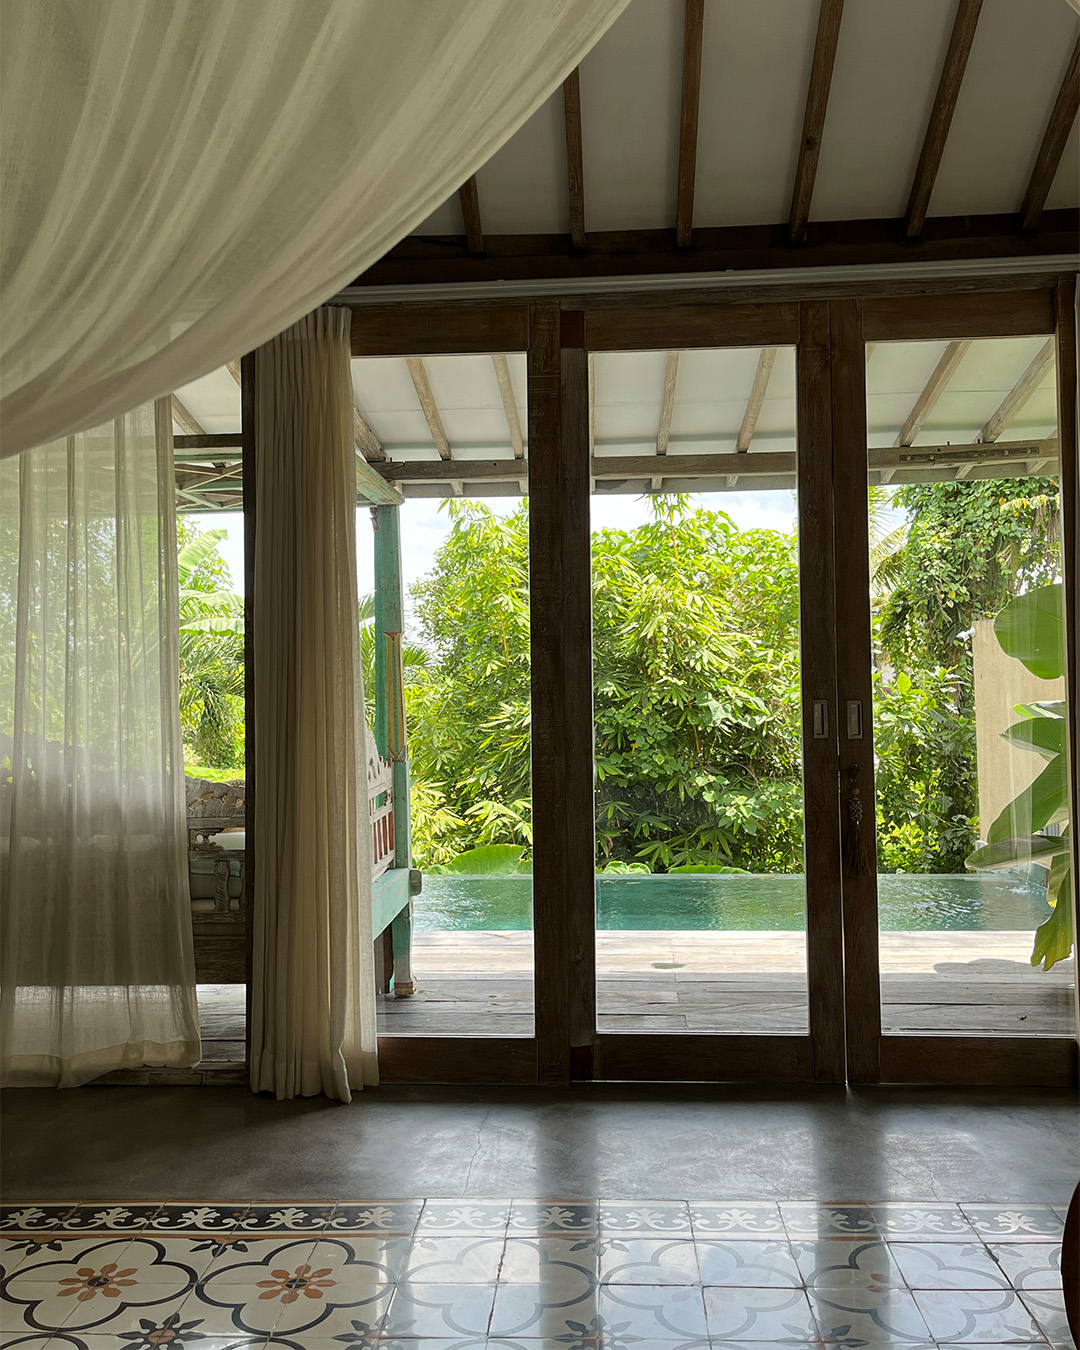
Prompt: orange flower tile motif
<box><xmin>57</xmin><ymin>1261</ymin><xmax>138</xmax><ymax>1301</ymax></box>
<box><xmin>256</xmin><ymin>1262</ymin><xmax>336</xmax><ymax>1303</ymax></box>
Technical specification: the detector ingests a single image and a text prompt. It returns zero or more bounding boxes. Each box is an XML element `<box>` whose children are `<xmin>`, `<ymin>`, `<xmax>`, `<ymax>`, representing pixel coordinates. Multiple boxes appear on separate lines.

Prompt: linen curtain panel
<box><xmin>249</xmin><ymin>308</ymin><xmax>376</xmax><ymax>1102</ymax></box>
<box><xmin>0</xmin><ymin>404</ymin><xmax>201</xmax><ymax>1087</ymax></box>
<box><xmin>0</xmin><ymin>0</ymin><xmax>630</xmax><ymax>458</ymax></box>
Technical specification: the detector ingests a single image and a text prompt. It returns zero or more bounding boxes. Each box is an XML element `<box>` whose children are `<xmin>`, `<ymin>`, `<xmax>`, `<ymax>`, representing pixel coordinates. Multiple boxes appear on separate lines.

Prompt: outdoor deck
<box><xmin>195</xmin><ymin>929</ymin><xmax>1075</xmax><ymax>1063</ymax></box>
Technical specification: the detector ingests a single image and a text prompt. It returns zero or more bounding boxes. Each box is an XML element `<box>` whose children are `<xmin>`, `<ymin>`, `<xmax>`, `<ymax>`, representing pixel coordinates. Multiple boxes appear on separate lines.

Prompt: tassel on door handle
<box><xmin>844</xmin><ymin>763</ymin><xmax>871</xmax><ymax>876</ymax></box>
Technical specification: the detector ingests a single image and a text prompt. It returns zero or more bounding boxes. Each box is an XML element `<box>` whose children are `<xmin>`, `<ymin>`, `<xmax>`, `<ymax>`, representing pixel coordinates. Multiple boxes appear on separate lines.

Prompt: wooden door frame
<box><xmin>241</xmin><ymin>272</ymin><xmax>1078</xmax><ymax>1086</ymax></box>
<box><xmin>833</xmin><ymin>284</ymin><xmax>1079</xmax><ymax>1087</ymax></box>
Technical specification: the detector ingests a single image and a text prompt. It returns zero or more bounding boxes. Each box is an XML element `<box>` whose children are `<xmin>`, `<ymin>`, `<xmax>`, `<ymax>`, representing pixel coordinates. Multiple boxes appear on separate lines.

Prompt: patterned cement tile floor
<box><xmin>0</xmin><ymin>1200</ymin><xmax>1072</xmax><ymax>1349</ymax></box>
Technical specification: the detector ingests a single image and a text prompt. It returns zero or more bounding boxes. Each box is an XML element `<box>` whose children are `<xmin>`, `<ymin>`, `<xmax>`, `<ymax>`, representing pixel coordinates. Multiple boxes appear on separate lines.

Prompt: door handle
<box><xmin>846</xmin><ymin>700</ymin><xmax>864</xmax><ymax>740</ymax></box>
<box><xmin>812</xmin><ymin>700</ymin><xmax>829</xmax><ymax>739</ymax></box>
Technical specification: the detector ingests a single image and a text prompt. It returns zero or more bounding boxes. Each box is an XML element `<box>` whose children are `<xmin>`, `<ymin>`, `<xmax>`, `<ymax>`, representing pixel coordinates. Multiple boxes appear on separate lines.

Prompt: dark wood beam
<box><xmin>789</xmin><ymin>0</ymin><xmax>845</xmax><ymax>243</ymax></box>
<box><xmin>458</xmin><ymin>175</ymin><xmax>485</xmax><ymax>254</ymax></box>
<box><xmin>354</xmin><ymin>407</ymin><xmax>385</xmax><ymax>462</ymax></box>
<box><xmin>676</xmin><ymin>0</ymin><xmax>705</xmax><ymax>248</ymax></box>
<box><xmin>979</xmin><ymin>336</ymin><xmax>1056</xmax><ymax>442</ymax></box>
<box><xmin>1021</xmin><ymin>36</ymin><xmax>1080</xmax><ymax>231</ymax></box>
<box><xmin>563</xmin><ymin>68</ymin><xmax>586</xmax><ymax>249</ymax></box>
<box><xmin>905</xmin><ymin>0</ymin><xmax>983</xmax><ymax>239</ymax></box>
<box><xmin>354</xmin><ymin>209</ymin><xmax>1079</xmax><ymax>288</ymax></box>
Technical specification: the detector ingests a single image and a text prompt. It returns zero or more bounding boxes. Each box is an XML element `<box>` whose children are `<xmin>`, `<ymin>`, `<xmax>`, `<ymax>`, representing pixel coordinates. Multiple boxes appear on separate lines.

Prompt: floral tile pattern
<box><xmin>0</xmin><ymin>1200</ymin><xmax>1071</xmax><ymax>1349</ymax></box>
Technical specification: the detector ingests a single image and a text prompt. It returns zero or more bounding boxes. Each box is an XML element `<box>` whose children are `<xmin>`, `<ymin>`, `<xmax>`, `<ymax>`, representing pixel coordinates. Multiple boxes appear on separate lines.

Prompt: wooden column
<box><xmin>528</xmin><ymin>303</ymin><xmax>596</xmax><ymax>1082</ymax></box>
<box><xmin>241</xmin><ymin>351</ymin><xmax>257</xmax><ymax>1069</ymax></box>
<box><xmin>374</xmin><ymin>502</ymin><xmax>414</xmax><ymax>995</ymax></box>
<box><xmin>796</xmin><ymin>301</ymin><xmax>845</xmax><ymax>1084</ymax></box>
<box><xmin>1055</xmin><ymin>276</ymin><xmax>1079</xmax><ymax>1044</ymax></box>
<box><xmin>830</xmin><ymin>297</ymin><xmax>881</xmax><ymax>1084</ymax></box>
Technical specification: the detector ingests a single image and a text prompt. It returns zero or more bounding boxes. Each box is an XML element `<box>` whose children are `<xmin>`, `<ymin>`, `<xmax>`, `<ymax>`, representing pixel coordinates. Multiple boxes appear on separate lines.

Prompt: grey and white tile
<box><xmin>398</xmin><ymin>1234</ymin><xmax>506</xmax><ymax>1284</ymax></box>
<box><xmin>889</xmin><ymin>1241</ymin><xmax>1011</xmax><ymax>1291</ymax></box>
<box><xmin>959</xmin><ymin>1205</ymin><xmax>1064</xmax><ymax>1243</ymax></box>
<box><xmin>598</xmin><ymin>1202</ymin><xmax>693</xmax><ymax>1237</ymax></box>
<box><xmin>382</xmin><ymin>1281</ymin><xmax>497</xmax><ymax>1339</ymax></box>
<box><xmin>695</xmin><ymin>1238</ymin><xmax>802</xmax><ymax>1289</ymax></box>
<box><xmin>871</xmin><ymin>1205</ymin><xmax>977</xmax><ymax>1244</ymax></box>
<box><xmin>688</xmin><ymin>1203</ymin><xmax>785</xmax><ymax>1240</ymax></box>
<box><xmin>702</xmin><ymin>1285</ymin><xmax>818</xmax><ymax>1342</ymax></box>
<box><xmin>808</xmin><ymin>1286</ymin><xmax>933</xmax><ymax>1343</ymax></box>
<box><xmin>791</xmin><ymin>1238</ymin><xmax>906</xmax><ymax>1292</ymax></box>
<box><xmin>598</xmin><ymin>1238</ymin><xmax>700</xmax><ymax>1286</ymax></box>
<box><xmin>417</xmin><ymin>1200</ymin><xmax>512</xmax><ymax>1236</ymax></box>
<box><xmin>780</xmin><ymin>1205</ymin><xmax>880</xmax><ymax>1240</ymax></box>
<box><xmin>1018</xmin><ymin>1288</ymin><xmax>1073</xmax><ymax>1344</ymax></box>
<box><xmin>986</xmin><ymin>1240</ymin><xmax>1062</xmax><ymax>1290</ymax></box>
<box><xmin>913</xmin><ymin>1288</ymin><xmax>1047</xmax><ymax>1343</ymax></box>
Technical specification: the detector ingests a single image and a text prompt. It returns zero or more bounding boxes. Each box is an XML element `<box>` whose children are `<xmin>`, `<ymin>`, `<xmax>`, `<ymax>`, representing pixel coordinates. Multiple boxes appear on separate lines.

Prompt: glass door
<box><xmin>841</xmin><ymin>297</ymin><xmax>1077</xmax><ymax>1085</ymax></box>
<box><xmin>580</xmin><ymin>303</ymin><xmax>847</xmax><ymax>1083</ymax></box>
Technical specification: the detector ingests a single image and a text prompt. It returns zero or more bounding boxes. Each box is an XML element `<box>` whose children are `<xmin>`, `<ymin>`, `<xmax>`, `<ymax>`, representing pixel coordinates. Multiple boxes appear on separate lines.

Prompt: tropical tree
<box><xmin>176</xmin><ymin>524</ymin><xmax>245</xmax><ymax>773</ymax></box>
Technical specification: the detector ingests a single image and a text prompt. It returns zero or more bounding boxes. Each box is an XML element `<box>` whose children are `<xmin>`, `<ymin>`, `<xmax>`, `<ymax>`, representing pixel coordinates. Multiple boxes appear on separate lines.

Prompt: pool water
<box><xmin>414</xmin><ymin>870</ymin><xmax>1052</xmax><ymax>932</ymax></box>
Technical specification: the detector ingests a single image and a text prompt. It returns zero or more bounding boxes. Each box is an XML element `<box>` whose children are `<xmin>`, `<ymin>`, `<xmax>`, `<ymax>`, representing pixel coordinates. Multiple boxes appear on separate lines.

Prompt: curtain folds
<box><xmin>0</xmin><ymin>403</ymin><xmax>201</xmax><ymax>1087</ymax></box>
<box><xmin>249</xmin><ymin>308</ymin><xmax>376</xmax><ymax>1102</ymax></box>
<box><xmin>0</xmin><ymin>0</ymin><xmax>630</xmax><ymax>458</ymax></box>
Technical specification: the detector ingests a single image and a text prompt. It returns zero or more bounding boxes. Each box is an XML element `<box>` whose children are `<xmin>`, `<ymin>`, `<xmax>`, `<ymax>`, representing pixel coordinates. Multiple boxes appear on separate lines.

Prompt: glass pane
<box><xmin>352</xmin><ymin>352</ymin><xmax>534</xmax><ymax>1037</ymax></box>
<box><xmin>866</xmin><ymin>334</ymin><xmax>1075</xmax><ymax>1037</ymax></box>
<box><xmin>172</xmin><ymin>365</ymin><xmax>247</xmax><ymax>1066</ymax></box>
<box><xmin>589</xmin><ymin>346</ymin><xmax>809</xmax><ymax>1034</ymax></box>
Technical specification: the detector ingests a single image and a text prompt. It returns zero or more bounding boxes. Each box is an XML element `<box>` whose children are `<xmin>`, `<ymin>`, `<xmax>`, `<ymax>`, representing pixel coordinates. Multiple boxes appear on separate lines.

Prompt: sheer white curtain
<box><xmin>0</xmin><ymin>0</ymin><xmax>629</xmax><ymax>458</ymax></box>
<box><xmin>249</xmin><ymin>308</ymin><xmax>376</xmax><ymax>1102</ymax></box>
<box><xmin>0</xmin><ymin>404</ymin><xmax>201</xmax><ymax>1087</ymax></box>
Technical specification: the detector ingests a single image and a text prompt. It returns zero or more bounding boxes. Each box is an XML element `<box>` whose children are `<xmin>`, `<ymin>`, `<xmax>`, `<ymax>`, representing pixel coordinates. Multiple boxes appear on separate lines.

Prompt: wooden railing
<box><xmin>368</xmin><ymin>745</ymin><xmax>395</xmax><ymax>880</ymax></box>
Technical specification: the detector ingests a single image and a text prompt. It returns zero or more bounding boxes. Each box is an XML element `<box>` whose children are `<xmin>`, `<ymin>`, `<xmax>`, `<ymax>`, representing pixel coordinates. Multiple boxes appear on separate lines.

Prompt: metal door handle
<box><xmin>846</xmin><ymin>700</ymin><xmax>864</xmax><ymax>740</ymax></box>
<box><xmin>812</xmin><ymin>700</ymin><xmax>829</xmax><ymax>739</ymax></box>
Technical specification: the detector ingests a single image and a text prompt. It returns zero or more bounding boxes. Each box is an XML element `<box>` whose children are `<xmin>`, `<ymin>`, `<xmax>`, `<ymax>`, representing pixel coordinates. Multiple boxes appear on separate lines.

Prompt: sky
<box><xmin>189</xmin><ymin>488</ymin><xmax>800</xmax><ymax>627</ymax></box>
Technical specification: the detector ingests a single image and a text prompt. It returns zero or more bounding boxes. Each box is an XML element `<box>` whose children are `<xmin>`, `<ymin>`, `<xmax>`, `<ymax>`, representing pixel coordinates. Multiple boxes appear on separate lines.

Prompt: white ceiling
<box><xmin>411</xmin><ymin>0</ymin><xmax>1079</xmax><ymax>238</ymax></box>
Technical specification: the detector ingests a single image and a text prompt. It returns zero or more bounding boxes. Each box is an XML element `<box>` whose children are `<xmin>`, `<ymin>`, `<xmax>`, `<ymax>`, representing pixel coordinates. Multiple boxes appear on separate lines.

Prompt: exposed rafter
<box><xmin>491</xmin><ymin>353</ymin><xmax>526</xmax><ymax>492</ymax></box>
<box><xmin>895</xmin><ymin>340</ymin><xmax>971</xmax><ymax>447</ymax></box>
<box><xmin>406</xmin><ymin>355</ymin><xmax>459</xmax><ymax>495</ymax></box>
<box><xmin>354</xmin><ymin>407</ymin><xmax>386</xmax><ymax>462</ymax></box>
<box><xmin>905</xmin><ymin>0</ymin><xmax>983</xmax><ymax>239</ymax></box>
<box><xmin>979</xmin><ymin>337</ymin><xmax>1056</xmax><ymax>443</ymax></box>
<box><xmin>1020</xmin><ymin>36</ymin><xmax>1080</xmax><ymax>231</ymax></box>
<box><xmin>226</xmin><ymin>359</ymin><xmax>242</xmax><ymax>386</ymax></box>
<box><xmin>652</xmin><ymin>352</ymin><xmax>681</xmax><ymax>488</ymax></box>
<box><xmin>459</xmin><ymin>175</ymin><xmax>485</xmax><ymax>254</ymax></box>
<box><xmin>736</xmin><ymin>348</ymin><xmax>777</xmax><ymax>452</ymax></box>
<box><xmin>170</xmin><ymin>395</ymin><xmax>205</xmax><ymax>436</ymax></box>
<box><xmin>676</xmin><ymin>0</ymin><xmax>705</xmax><ymax>248</ymax></box>
<box><xmin>789</xmin><ymin>0</ymin><xmax>845</xmax><ymax>243</ymax></box>
<box><xmin>563</xmin><ymin>67</ymin><xmax>586</xmax><ymax>249</ymax></box>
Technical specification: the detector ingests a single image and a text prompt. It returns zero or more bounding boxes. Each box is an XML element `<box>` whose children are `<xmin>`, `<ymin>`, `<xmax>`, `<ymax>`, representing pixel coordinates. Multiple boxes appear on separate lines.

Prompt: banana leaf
<box><xmin>965</xmin><ymin>833</ymin><xmax>1068</xmax><ymax>871</ymax></box>
<box><xmin>999</xmin><ymin>715</ymin><xmax>1066</xmax><ymax>761</ymax></box>
<box><xmin>1031</xmin><ymin>853</ymin><xmax>1074</xmax><ymax>972</ymax></box>
<box><xmin>993</xmin><ymin>584</ymin><xmax>1064</xmax><ymax>680</ymax></box>
<box><xmin>986</xmin><ymin>756</ymin><xmax>1068</xmax><ymax>843</ymax></box>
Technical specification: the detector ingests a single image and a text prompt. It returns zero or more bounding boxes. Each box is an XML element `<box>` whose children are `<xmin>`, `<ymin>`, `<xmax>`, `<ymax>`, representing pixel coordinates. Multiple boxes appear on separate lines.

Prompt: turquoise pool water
<box><xmin>414</xmin><ymin>870</ymin><xmax>1052</xmax><ymax>932</ymax></box>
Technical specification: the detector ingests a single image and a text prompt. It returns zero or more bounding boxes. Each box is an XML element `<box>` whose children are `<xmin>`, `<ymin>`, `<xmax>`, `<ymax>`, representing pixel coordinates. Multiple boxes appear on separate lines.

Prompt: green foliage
<box><xmin>176</xmin><ymin>522</ymin><xmax>245</xmax><ymax>772</ymax></box>
<box><xmin>964</xmin><ymin>584</ymin><xmax>1072</xmax><ymax>970</ymax></box>
<box><xmin>879</xmin><ymin>477</ymin><xmax>1059</xmax><ymax>666</ymax></box>
<box><xmin>426</xmin><ymin>843</ymin><xmax>530</xmax><ymax>875</ymax></box>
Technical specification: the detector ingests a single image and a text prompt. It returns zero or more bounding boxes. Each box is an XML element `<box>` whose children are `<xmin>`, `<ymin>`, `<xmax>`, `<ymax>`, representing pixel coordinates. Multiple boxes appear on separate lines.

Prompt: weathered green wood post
<box><xmin>373</xmin><ymin>502</ymin><xmax>415</xmax><ymax>995</ymax></box>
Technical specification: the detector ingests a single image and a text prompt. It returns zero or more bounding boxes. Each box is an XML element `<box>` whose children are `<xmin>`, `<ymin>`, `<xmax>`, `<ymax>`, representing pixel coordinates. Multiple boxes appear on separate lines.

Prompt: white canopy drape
<box><xmin>0</xmin><ymin>0</ymin><xmax>629</xmax><ymax>458</ymax></box>
<box><xmin>0</xmin><ymin>404</ymin><xmax>201</xmax><ymax>1087</ymax></box>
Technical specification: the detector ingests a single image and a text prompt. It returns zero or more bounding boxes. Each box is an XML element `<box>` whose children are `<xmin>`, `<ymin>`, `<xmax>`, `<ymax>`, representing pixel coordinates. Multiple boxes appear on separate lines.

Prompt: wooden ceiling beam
<box><xmin>354</xmin><ymin>407</ymin><xmax>386</xmax><ymax>462</ymax></box>
<box><xmin>905</xmin><ymin>0</ymin><xmax>983</xmax><ymax>239</ymax></box>
<box><xmin>895</xmin><ymin>339</ymin><xmax>971</xmax><ymax>446</ymax></box>
<box><xmin>676</xmin><ymin>0</ymin><xmax>706</xmax><ymax>248</ymax></box>
<box><xmin>735</xmin><ymin>348</ymin><xmax>777</xmax><ymax>452</ymax></box>
<box><xmin>789</xmin><ymin>0</ymin><xmax>845</xmax><ymax>243</ymax></box>
<box><xmin>491</xmin><ymin>355</ymin><xmax>524</xmax><ymax>458</ymax></box>
<box><xmin>405</xmin><ymin>355</ymin><xmax>459</xmax><ymax>494</ymax></box>
<box><xmin>170</xmin><ymin>395</ymin><xmax>205</xmax><ymax>436</ymax></box>
<box><xmin>368</xmin><ymin>437</ymin><xmax>1056</xmax><ymax>484</ymax></box>
<box><xmin>652</xmin><ymin>352</ymin><xmax>681</xmax><ymax>488</ymax></box>
<box><xmin>979</xmin><ymin>337</ymin><xmax>1056</xmax><ymax>442</ymax></box>
<box><xmin>1020</xmin><ymin>36</ymin><xmax>1080</xmax><ymax>231</ymax></box>
<box><xmin>563</xmin><ymin>67</ymin><xmax>586</xmax><ymax>249</ymax></box>
<box><xmin>358</xmin><ymin>208</ymin><xmax>1079</xmax><ymax>287</ymax></box>
<box><xmin>459</xmin><ymin>175</ymin><xmax>485</xmax><ymax>255</ymax></box>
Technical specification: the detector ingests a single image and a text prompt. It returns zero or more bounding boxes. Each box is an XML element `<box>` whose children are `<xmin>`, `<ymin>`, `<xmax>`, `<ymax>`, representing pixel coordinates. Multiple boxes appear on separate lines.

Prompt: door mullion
<box><xmin>829</xmin><ymin>297</ymin><xmax>881</xmax><ymax>1084</ymax></box>
<box><xmin>797</xmin><ymin>301</ymin><xmax>846</xmax><ymax>1084</ymax></box>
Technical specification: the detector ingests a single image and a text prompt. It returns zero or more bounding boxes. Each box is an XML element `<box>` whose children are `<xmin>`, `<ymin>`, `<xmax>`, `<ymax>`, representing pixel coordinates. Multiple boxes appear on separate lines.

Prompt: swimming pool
<box><xmin>413</xmin><ymin>869</ymin><xmax>1052</xmax><ymax>932</ymax></box>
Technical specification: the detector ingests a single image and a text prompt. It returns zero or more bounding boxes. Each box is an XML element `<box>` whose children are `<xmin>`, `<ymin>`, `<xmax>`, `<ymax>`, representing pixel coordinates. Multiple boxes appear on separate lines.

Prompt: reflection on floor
<box><xmin>1</xmin><ymin>1199</ymin><xmax>1069</xmax><ymax>1347</ymax></box>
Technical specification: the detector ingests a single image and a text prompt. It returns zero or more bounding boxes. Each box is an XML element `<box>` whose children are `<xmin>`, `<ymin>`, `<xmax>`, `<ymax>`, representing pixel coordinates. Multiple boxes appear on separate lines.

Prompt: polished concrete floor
<box><xmin>2</xmin><ymin>1084</ymin><xmax>1076</xmax><ymax>1204</ymax></box>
